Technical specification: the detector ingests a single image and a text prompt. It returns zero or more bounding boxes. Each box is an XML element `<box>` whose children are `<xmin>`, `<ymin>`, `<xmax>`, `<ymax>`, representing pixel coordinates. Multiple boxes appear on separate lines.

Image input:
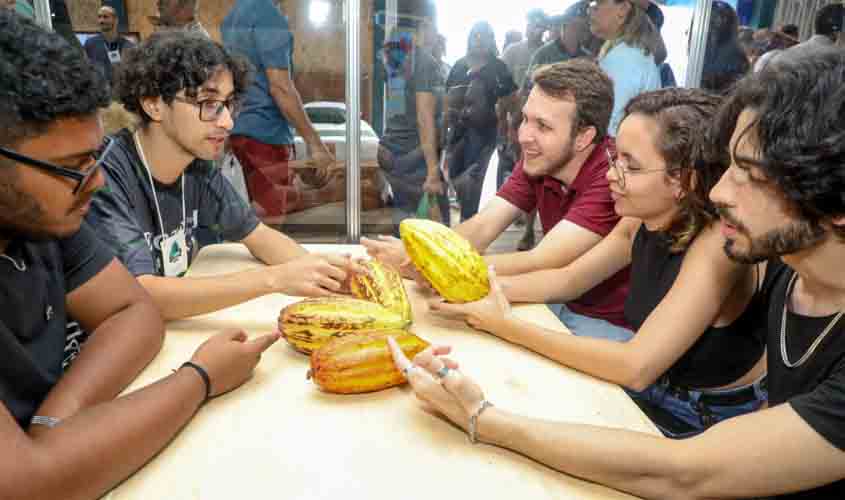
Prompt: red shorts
<box><xmin>229</xmin><ymin>135</ymin><xmax>298</xmax><ymax>217</ymax></box>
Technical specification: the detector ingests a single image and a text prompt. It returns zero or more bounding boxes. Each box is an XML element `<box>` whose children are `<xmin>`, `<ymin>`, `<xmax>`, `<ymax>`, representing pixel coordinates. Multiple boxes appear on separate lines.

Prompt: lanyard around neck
<box><xmin>133</xmin><ymin>132</ymin><xmax>187</xmax><ymax>239</ymax></box>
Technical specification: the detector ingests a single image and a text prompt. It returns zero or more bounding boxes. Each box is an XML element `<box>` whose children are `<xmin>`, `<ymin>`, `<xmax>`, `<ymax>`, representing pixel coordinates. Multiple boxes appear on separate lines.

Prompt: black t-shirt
<box><xmin>446</xmin><ymin>56</ymin><xmax>517</xmax><ymax>100</ymax></box>
<box><xmin>765</xmin><ymin>267</ymin><xmax>845</xmax><ymax>499</ymax></box>
<box><xmin>0</xmin><ymin>222</ymin><xmax>113</xmax><ymax>427</ymax></box>
<box><xmin>446</xmin><ymin>57</ymin><xmax>516</xmax><ymax>135</ymax></box>
<box><xmin>86</xmin><ymin>129</ymin><xmax>261</xmax><ymax>277</ymax></box>
<box><xmin>624</xmin><ymin>226</ymin><xmax>782</xmax><ymax>388</ymax></box>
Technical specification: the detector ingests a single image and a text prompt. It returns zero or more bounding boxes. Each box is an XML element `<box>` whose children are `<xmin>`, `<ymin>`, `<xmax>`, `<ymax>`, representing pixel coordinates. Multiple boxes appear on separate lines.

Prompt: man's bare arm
<box><xmin>478</xmin><ymin>403</ymin><xmax>845</xmax><ymax>499</ymax></box>
<box><xmin>35</xmin><ymin>259</ymin><xmax>165</xmax><ymax>421</ymax></box>
<box><xmin>486</xmin><ymin>218</ymin><xmax>603</xmax><ymax>276</ymax></box>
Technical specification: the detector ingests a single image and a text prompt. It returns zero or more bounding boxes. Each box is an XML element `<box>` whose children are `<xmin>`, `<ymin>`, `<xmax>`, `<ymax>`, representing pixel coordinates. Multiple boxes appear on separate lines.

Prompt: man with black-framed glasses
<box><xmin>0</xmin><ymin>11</ymin><xmax>281</xmax><ymax>498</ymax></box>
<box><xmin>87</xmin><ymin>30</ymin><xmax>362</xmax><ymax>321</ymax></box>
<box><xmin>0</xmin><ymin>137</ymin><xmax>114</xmax><ymax>195</ymax></box>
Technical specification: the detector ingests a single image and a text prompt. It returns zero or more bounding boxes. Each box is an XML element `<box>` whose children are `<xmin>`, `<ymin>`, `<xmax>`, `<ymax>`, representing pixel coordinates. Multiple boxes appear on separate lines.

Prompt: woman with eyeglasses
<box><xmin>432</xmin><ymin>88</ymin><xmax>783</xmax><ymax>437</ymax></box>
<box><xmin>588</xmin><ymin>0</ymin><xmax>663</xmax><ymax>136</ymax></box>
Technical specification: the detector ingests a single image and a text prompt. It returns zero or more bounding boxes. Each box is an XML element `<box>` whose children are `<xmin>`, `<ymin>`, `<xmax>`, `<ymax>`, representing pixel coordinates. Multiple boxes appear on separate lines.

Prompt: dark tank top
<box><xmin>624</xmin><ymin>226</ymin><xmax>782</xmax><ymax>388</ymax></box>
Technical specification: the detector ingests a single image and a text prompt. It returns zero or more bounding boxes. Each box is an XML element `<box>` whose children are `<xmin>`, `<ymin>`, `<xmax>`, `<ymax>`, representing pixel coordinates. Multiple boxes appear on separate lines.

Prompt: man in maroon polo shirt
<box><xmin>365</xmin><ymin>59</ymin><xmax>631</xmax><ymax>340</ymax></box>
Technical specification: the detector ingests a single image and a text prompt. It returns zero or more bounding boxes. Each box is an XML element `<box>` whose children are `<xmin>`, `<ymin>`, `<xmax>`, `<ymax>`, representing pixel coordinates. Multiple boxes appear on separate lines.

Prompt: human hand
<box><xmin>387</xmin><ymin>337</ymin><xmax>486</xmax><ymax>429</ymax></box>
<box><xmin>361</xmin><ymin>235</ymin><xmax>410</xmax><ymax>273</ymax></box>
<box><xmin>189</xmin><ymin>329</ymin><xmax>281</xmax><ymax>397</ymax></box>
<box><xmin>335</xmin><ymin>254</ymin><xmax>369</xmax><ymax>293</ymax></box>
<box><xmin>428</xmin><ymin>267</ymin><xmax>512</xmax><ymax>334</ymax></box>
<box><xmin>423</xmin><ymin>174</ymin><xmax>445</xmax><ymax>195</ymax></box>
<box><xmin>306</xmin><ymin>144</ymin><xmax>335</xmax><ymax>186</ymax></box>
<box><xmin>270</xmin><ymin>253</ymin><xmax>355</xmax><ymax>297</ymax></box>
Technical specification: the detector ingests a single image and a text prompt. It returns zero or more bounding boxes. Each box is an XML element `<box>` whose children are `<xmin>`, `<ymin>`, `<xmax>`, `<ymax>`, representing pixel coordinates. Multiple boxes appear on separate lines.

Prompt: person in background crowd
<box><xmin>0</xmin><ymin>12</ymin><xmax>280</xmax><ymax>499</ymax></box>
<box><xmin>87</xmin><ymin>31</ymin><xmax>362</xmax><ymax>321</ymax></box>
<box><xmin>644</xmin><ymin>1</ymin><xmax>677</xmax><ymax>87</ymax></box>
<box><xmin>737</xmin><ymin>26</ymin><xmax>755</xmax><ymax>63</ymax></box>
<box><xmin>526</xmin><ymin>11</ymin><xmax>593</xmax><ymax>81</ymax></box>
<box><xmin>388</xmin><ymin>49</ymin><xmax>845</xmax><ymax>500</ymax></box>
<box><xmin>432</xmin><ymin>33</ymin><xmax>451</xmax><ymax>83</ymax></box>
<box><xmin>699</xmin><ymin>1</ymin><xmax>749</xmax><ymax>93</ymax></box>
<box><xmin>51</xmin><ymin>0</ymin><xmax>84</xmax><ymax>51</ymax></box>
<box><xmin>503</xmin><ymin>9</ymin><xmax>548</xmax><ymax>90</ymax></box>
<box><xmin>221</xmin><ymin>0</ymin><xmax>338</xmax><ymax>220</ymax></box>
<box><xmin>84</xmin><ymin>5</ymin><xmax>135</xmax><ymax>85</ymax></box>
<box><xmin>503</xmin><ymin>30</ymin><xmax>522</xmax><ymax>52</ymax></box>
<box><xmin>154</xmin><ymin>0</ymin><xmax>209</xmax><ymax>37</ymax></box>
<box><xmin>432</xmin><ymin>88</ymin><xmax>773</xmax><ymax>437</ymax></box>
<box><xmin>588</xmin><ymin>0</ymin><xmax>662</xmax><ymax>136</ymax></box>
<box><xmin>377</xmin><ymin>19</ymin><xmax>450</xmax><ymax>231</ymax></box>
<box><xmin>444</xmin><ymin>21</ymin><xmax>517</xmax><ymax>222</ymax></box>
<box><xmin>367</xmin><ymin>60</ymin><xmax>632</xmax><ymax>340</ymax></box>
<box><xmin>780</xmin><ymin>23</ymin><xmax>799</xmax><ymax>42</ymax></box>
<box><xmin>775</xmin><ymin>3</ymin><xmax>843</xmax><ymax>64</ymax></box>
<box><xmin>7</xmin><ymin>0</ymin><xmax>31</xmax><ymax>17</ymax></box>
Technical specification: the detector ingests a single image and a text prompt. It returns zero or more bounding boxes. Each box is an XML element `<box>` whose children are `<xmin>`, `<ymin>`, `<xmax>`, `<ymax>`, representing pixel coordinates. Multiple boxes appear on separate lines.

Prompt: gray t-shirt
<box><xmin>380</xmin><ymin>49</ymin><xmax>445</xmax><ymax>155</ymax></box>
<box><xmin>87</xmin><ymin>129</ymin><xmax>260</xmax><ymax>277</ymax></box>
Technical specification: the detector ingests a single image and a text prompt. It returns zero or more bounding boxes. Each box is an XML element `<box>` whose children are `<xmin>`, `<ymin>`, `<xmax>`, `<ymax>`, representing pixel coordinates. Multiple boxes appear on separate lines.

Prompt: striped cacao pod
<box><xmin>399</xmin><ymin>218</ymin><xmax>490</xmax><ymax>303</ymax></box>
<box><xmin>279</xmin><ymin>297</ymin><xmax>411</xmax><ymax>354</ymax></box>
<box><xmin>308</xmin><ymin>330</ymin><xmax>429</xmax><ymax>394</ymax></box>
<box><xmin>350</xmin><ymin>259</ymin><xmax>413</xmax><ymax>322</ymax></box>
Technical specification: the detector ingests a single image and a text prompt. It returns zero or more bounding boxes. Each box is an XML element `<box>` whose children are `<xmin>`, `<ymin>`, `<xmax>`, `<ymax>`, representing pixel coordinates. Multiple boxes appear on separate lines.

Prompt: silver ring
<box><xmin>436</xmin><ymin>365</ymin><xmax>451</xmax><ymax>379</ymax></box>
<box><xmin>402</xmin><ymin>365</ymin><xmax>416</xmax><ymax>377</ymax></box>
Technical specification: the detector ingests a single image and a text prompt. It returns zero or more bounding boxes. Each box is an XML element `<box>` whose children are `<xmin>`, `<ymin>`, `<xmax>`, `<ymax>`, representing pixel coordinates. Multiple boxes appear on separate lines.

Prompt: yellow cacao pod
<box><xmin>279</xmin><ymin>297</ymin><xmax>411</xmax><ymax>354</ymax></box>
<box><xmin>308</xmin><ymin>330</ymin><xmax>429</xmax><ymax>394</ymax></box>
<box><xmin>399</xmin><ymin>218</ymin><xmax>490</xmax><ymax>303</ymax></box>
<box><xmin>350</xmin><ymin>259</ymin><xmax>413</xmax><ymax>322</ymax></box>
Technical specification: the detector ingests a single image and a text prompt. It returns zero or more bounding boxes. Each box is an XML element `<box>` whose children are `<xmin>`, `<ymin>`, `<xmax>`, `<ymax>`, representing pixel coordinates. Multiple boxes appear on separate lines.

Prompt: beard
<box><xmin>716</xmin><ymin>205</ymin><xmax>827</xmax><ymax>263</ymax></box>
<box><xmin>523</xmin><ymin>135</ymin><xmax>576</xmax><ymax>179</ymax></box>
<box><xmin>0</xmin><ymin>177</ymin><xmax>80</xmax><ymax>242</ymax></box>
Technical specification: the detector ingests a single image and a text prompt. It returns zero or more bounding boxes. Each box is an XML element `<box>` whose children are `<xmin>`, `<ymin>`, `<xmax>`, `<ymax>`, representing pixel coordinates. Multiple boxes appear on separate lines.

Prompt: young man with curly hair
<box><xmin>87</xmin><ymin>31</ymin><xmax>362</xmax><ymax>321</ymax></box>
<box><xmin>0</xmin><ymin>11</ymin><xmax>279</xmax><ymax>499</ymax></box>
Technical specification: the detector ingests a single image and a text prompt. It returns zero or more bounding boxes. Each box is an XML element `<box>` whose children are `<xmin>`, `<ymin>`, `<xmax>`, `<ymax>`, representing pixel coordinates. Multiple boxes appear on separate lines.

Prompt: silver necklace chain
<box><xmin>780</xmin><ymin>273</ymin><xmax>844</xmax><ymax>369</ymax></box>
<box><xmin>0</xmin><ymin>253</ymin><xmax>26</xmax><ymax>272</ymax></box>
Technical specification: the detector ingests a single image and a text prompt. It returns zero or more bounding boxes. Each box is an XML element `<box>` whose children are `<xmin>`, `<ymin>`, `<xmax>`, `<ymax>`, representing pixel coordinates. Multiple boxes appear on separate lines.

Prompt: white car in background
<box><xmin>293</xmin><ymin>101</ymin><xmax>380</xmax><ymax>161</ymax></box>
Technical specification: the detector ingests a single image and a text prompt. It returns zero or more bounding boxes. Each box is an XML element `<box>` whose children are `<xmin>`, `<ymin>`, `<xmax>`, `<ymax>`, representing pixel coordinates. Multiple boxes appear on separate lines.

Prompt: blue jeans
<box><xmin>549</xmin><ymin>303</ymin><xmax>635</xmax><ymax>342</ymax></box>
<box><xmin>449</xmin><ymin>127</ymin><xmax>497</xmax><ymax>222</ymax></box>
<box><xmin>626</xmin><ymin>375</ymin><xmax>768</xmax><ymax>439</ymax></box>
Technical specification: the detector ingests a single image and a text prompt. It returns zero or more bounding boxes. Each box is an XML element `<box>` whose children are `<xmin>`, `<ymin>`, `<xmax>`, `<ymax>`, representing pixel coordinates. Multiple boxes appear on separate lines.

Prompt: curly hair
<box><xmin>0</xmin><ymin>10</ymin><xmax>109</xmax><ymax>149</ymax></box>
<box><xmin>713</xmin><ymin>49</ymin><xmax>845</xmax><ymax>239</ymax></box>
<box><xmin>531</xmin><ymin>59</ymin><xmax>614</xmax><ymax>144</ymax></box>
<box><xmin>115</xmin><ymin>31</ymin><xmax>253</xmax><ymax>125</ymax></box>
<box><xmin>623</xmin><ymin>88</ymin><xmax>724</xmax><ymax>252</ymax></box>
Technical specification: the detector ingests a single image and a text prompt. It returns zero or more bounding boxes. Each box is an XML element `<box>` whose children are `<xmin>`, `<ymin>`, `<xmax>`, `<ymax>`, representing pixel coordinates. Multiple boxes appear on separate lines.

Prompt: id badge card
<box><xmin>107</xmin><ymin>49</ymin><xmax>122</xmax><ymax>64</ymax></box>
<box><xmin>160</xmin><ymin>228</ymin><xmax>188</xmax><ymax>277</ymax></box>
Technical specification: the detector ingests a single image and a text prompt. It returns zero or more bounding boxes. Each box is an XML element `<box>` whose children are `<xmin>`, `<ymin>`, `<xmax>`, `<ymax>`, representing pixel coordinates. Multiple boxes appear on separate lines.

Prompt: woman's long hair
<box><xmin>622</xmin><ymin>88</ymin><xmax>725</xmax><ymax>252</ymax></box>
<box><xmin>599</xmin><ymin>1</ymin><xmax>663</xmax><ymax>62</ymax></box>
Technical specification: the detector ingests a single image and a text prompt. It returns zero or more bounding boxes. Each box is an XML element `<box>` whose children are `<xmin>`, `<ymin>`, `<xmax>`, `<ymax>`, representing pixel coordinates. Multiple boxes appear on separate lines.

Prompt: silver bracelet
<box><xmin>467</xmin><ymin>400</ymin><xmax>493</xmax><ymax>444</ymax></box>
<box><xmin>30</xmin><ymin>415</ymin><xmax>62</xmax><ymax>428</ymax></box>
